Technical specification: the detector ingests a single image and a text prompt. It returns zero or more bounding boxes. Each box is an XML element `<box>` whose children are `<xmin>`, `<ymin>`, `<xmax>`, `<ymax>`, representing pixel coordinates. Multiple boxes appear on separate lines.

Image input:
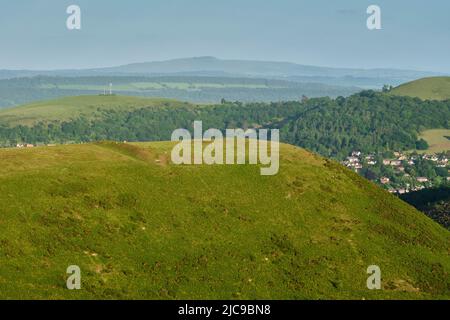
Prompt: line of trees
<box><xmin>0</xmin><ymin>91</ymin><xmax>449</xmax><ymax>160</ymax></box>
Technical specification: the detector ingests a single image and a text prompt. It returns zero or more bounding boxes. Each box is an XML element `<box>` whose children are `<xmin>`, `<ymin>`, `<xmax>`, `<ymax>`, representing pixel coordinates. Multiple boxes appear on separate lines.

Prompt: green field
<box><xmin>390</xmin><ymin>77</ymin><xmax>450</xmax><ymax>101</ymax></box>
<box><xmin>418</xmin><ymin>129</ymin><xmax>450</xmax><ymax>153</ymax></box>
<box><xmin>0</xmin><ymin>95</ymin><xmax>189</xmax><ymax>126</ymax></box>
<box><xmin>0</xmin><ymin>141</ymin><xmax>448</xmax><ymax>299</ymax></box>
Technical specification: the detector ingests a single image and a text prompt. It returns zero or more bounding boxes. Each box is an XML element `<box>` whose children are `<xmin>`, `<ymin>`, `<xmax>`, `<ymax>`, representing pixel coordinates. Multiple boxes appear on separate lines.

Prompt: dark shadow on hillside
<box><xmin>401</xmin><ymin>187</ymin><xmax>450</xmax><ymax>230</ymax></box>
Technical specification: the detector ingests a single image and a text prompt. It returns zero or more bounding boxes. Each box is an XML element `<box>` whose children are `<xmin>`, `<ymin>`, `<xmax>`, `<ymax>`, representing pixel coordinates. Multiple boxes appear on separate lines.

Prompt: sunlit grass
<box><xmin>0</xmin><ymin>142</ymin><xmax>448</xmax><ymax>299</ymax></box>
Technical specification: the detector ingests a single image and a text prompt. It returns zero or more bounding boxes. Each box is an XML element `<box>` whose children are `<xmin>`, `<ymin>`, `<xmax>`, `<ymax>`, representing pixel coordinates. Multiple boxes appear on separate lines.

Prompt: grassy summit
<box><xmin>389</xmin><ymin>77</ymin><xmax>450</xmax><ymax>100</ymax></box>
<box><xmin>0</xmin><ymin>141</ymin><xmax>448</xmax><ymax>299</ymax></box>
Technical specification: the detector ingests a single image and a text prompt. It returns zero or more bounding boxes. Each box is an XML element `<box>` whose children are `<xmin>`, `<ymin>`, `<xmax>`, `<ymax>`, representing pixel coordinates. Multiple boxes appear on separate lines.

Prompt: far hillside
<box><xmin>0</xmin><ymin>95</ymin><xmax>189</xmax><ymax>126</ymax></box>
<box><xmin>0</xmin><ymin>75</ymin><xmax>360</xmax><ymax>108</ymax></box>
<box><xmin>389</xmin><ymin>77</ymin><xmax>450</xmax><ymax>101</ymax></box>
<box><xmin>0</xmin><ymin>92</ymin><xmax>449</xmax><ymax>159</ymax></box>
<box><xmin>418</xmin><ymin>129</ymin><xmax>450</xmax><ymax>154</ymax></box>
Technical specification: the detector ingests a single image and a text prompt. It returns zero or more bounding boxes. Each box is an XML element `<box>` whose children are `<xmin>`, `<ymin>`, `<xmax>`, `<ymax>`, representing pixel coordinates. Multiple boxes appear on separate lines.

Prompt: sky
<box><xmin>0</xmin><ymin>0</ymin><xmax>449</xmax><ymax>72</ymax></box>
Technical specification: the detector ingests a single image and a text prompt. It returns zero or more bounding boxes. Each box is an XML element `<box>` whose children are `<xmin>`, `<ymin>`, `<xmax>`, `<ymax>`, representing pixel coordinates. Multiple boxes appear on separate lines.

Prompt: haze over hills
<box><xmin>0</xmin><ymin>58</ymin><xmax>446</xmax><ymax>108</ymax></box>
<box><xmin>0</xmin><ymin>141</ymin><xmax>448</xmax><ymax>299</ymax></box>
<box><xmin>90</xmin><ymin>57</ymin><xmax>437</xmax><ymax>78</ymax></box>
<box><xmin>0</xmin><ymin>57</ymin><xmax>445</xmax><ymax>88</ymax></box>
<box><xmin>0</xmin><ymin>66</ymin><xmax>448</xmax><ymax>110</ymax></box>
<box><xmin>0</xmin><ymin>75</ymin><xmax>360</xmax><ymax>108</ymax></box>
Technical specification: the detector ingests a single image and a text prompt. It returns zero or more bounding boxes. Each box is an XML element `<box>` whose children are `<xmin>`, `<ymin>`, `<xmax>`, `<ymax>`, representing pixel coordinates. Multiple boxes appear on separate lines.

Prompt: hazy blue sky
<box><xmin>0</xmin><ymin>0</ymin><xmax>449</xmax><ymax>71</ymax></box>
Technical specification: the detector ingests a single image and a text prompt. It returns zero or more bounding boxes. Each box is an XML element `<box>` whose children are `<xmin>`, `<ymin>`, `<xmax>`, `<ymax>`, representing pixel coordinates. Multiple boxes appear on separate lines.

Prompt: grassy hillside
<box><xmin>418</xmin><ymin>129</ymin><xmax>450</xmax><ymax>153</ymax></box>
<box><xmin>0</xmin><ymin>95</ymin><xmax>188</xmax><ymax>126</ymax></box>
<box><xmin>0</xmin><ymin>141</ymin><xmax>448</xmax><ymax>299</ymax></box>
<box><xmin>390</xmin><ymin>77</ymin><xmax>450</xmax><ymax>100</ymax></box>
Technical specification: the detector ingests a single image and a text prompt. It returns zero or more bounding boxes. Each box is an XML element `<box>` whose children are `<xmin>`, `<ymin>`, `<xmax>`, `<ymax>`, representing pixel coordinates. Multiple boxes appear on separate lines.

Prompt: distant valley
<box><xmin>0</xmin><ymin>57</ymin><xmax>447</xmax><ymax>108</ymax></box>
<box><xmin>0</xmin><ymin>75</ymin><xmax>359</xmax><ymax>108</ymax></box>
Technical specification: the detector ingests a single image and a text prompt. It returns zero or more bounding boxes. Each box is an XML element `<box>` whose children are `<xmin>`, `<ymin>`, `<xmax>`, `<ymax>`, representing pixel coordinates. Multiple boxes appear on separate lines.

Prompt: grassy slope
<box><xmin>390</xmin><ymin>77</ymin><xmax>450</xmax><ymax>101</ymax></box>
<box><xmin>0</xmin><ymin>142</ymin><xmax>448</xmax><ymax>299</ymax></box>
<box><xmin>389</xmin><ymin>77</ymin><xmax>450</xmax><ymax>152</ymax></box>
<box><xmin>0</xmin><ymin>95</ymin><xmax>188</xmax><ymax>126</ymax></box>
<box><xmin>418</xmin><ymin>129</ymin><xmax>450</xmax><ymax>153</ymax></box>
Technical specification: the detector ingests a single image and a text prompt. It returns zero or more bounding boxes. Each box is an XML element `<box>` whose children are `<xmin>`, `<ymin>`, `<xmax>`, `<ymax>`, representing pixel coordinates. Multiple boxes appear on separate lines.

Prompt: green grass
<box><xmin>390</xmin><ymin>77</ymin><xmax>450</xmax><ymax>101</ymax></box>
<box><xmin>0</xmin><ymin>95</ymin><xmax>188</xmax><ymax>126</ymax></box>
<box><xmin>417</xmin><ymin>129</ymin><xmax>450</xmax><ymax>153</ymax></box>
<box><xmin>0</xmin><ymin>141</ymin><xmax>448</xmax><ymax>299</ymax></box>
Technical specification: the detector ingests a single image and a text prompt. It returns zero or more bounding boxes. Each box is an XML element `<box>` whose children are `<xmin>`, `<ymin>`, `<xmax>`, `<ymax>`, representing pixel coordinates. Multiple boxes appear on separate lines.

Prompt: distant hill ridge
<box><xmin>0</xmin><ymin>59</ymin><xmax>446</xmax><ymax>107</ymax></box>
<box><xmin>94</xmin><ymin>56</ymin><xmax>438</xmax><ymax>78</ymax></box>
<box><xmin>0</xmin><ymin>57</ymin><xmax>444</xmax><ymax>83</ymax></box>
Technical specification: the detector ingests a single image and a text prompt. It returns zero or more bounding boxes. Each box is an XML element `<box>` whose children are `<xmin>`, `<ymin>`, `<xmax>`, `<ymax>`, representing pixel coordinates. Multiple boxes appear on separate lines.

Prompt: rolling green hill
<box><xmin>0</xmin><ymin>95</ymin><xmax>188</xmax><ymax>126</ymax></box>
<box><xmin>0</xmin><ymin>141</ymin><xmax>448</xmax><ymax>299</ymax></box>
<box><xmin>390</xmin><ymin>77</ymin><xmax>450</xmax><ymax>100</ymax></box>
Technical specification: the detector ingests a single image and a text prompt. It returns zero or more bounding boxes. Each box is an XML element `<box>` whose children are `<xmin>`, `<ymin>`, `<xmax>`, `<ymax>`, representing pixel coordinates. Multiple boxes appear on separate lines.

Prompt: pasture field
<box><xmin>419</xmin><ymin>129</ymin><xmax>450</xmax><ymax>153</ymax></box>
